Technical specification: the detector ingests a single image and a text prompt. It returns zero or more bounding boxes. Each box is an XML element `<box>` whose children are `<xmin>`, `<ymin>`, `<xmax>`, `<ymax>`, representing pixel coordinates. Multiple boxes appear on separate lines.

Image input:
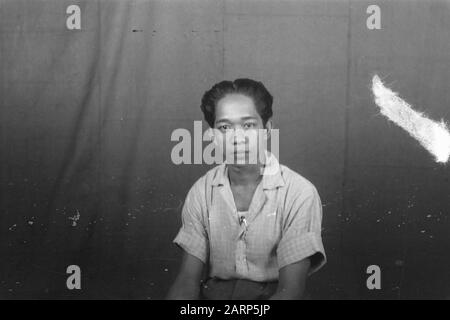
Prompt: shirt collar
<box><xmin>211</xmin><ymin>151</ymin><xmax>285</xmax><ymax>190</ymax></box>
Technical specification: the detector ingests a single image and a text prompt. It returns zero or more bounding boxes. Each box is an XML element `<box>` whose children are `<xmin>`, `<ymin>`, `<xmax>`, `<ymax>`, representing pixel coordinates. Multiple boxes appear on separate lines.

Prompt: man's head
<box><xmin>200</xmin><ymin>78</ymin><xmax>273</xmax><ymax>128</ymax></box>
<box><xmin>200</xmin><ymin>78</ymin><xmax>274</xmax><ymax>165</ymax></box>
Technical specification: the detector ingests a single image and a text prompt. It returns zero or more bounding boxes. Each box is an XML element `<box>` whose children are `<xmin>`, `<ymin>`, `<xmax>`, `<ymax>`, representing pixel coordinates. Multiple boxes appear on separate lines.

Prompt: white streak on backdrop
<box><xmin>372</xmin><ymin>75</ymin><xmax>450</xmax><ymax>163</ymax></box>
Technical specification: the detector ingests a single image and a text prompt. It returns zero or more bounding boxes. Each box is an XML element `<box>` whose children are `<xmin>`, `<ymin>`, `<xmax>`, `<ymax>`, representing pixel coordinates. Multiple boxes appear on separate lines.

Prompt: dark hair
<box><xmin>200</xmin><ymin>78</ymin><xmax>273</xmax><ymax>128</ymax></box>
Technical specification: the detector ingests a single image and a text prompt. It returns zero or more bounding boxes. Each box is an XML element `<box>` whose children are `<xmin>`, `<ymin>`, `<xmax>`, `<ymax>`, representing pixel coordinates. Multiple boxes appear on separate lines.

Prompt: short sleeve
<box><xmin>277</xmin><ymin>185</ymin><xmax>326</xmax><ymax>275</ymax></box>
<box><xmin>173</xmin><ymin>181</ymin><xmax>209</xmax><ymax>264</ymax></box>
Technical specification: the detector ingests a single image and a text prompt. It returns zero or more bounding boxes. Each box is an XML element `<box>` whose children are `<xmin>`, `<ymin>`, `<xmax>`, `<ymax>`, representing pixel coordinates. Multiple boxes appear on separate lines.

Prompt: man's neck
<box><xmin>227</xmin><ymin>163</ymin><xmax>263</xmax><ymax>187</ymax></box>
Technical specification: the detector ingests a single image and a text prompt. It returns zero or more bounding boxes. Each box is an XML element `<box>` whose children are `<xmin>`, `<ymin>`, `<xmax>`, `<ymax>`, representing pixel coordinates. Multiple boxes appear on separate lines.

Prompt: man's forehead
<box><xmin>217</xmin><ymin>94</ymin><xmax>255</xmax><ymax>110</ymax></box>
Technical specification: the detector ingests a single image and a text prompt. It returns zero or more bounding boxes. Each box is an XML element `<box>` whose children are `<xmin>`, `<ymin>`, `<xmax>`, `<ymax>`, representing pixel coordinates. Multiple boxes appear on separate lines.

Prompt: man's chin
<box><xmin>225</xmin><ymin>156</ymin><xmax>260</xmax><ymax>166</ymax></box>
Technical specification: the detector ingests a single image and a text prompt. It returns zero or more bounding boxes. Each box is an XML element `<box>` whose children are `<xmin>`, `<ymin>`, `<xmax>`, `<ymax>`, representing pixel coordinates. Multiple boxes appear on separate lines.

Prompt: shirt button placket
<box><xmin>236</xmin><ymin>238</ymin><xmax>248</xmax><ymax>276</ymax></box>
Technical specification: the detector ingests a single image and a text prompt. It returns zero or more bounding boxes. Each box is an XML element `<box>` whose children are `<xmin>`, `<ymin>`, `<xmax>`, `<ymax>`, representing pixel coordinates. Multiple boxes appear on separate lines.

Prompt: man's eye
<box><xmin>219</xmin><ymin>125</ymin><xmax>230</xmax><ymax>131</ymax></box>
<box><xmin>244</xmin><ymin>123</ymin><xmax>256</xmax><ymax>129</ymax></box>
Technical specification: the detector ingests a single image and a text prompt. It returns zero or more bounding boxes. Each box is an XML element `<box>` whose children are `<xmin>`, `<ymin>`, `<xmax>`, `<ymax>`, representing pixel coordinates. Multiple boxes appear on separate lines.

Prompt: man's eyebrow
<box><xmin>241</xmin><ymin>116</ymin><xmax>258</xmax><ymax>121</ymax></box>
<box><xmin>215</xmin><ymin>119</ymin><xmax>230</xmax><ymax>124</ymax></box>
<box><xmin>215</xmin><ymin>116</ymin><xmax>257</xmax><ymax>123</ymax></box>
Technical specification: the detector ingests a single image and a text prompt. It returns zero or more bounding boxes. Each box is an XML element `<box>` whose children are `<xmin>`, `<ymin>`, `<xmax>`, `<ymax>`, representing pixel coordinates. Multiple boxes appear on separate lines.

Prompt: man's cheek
<box><xmin>225</xmin><ymin>143</ymin><xmax>235</xmax><ymax>154</ymax></box>
<box><xmin>246</xmin><ymin>132</ymin><xmax>258</xmax><ymax>148</ymax></box>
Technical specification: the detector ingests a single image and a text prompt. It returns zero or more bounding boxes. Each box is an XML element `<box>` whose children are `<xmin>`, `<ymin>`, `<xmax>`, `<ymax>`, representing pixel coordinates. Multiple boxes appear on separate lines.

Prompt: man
<box><xmin>167</xmin><ymin>78</ymin><xmax>326</xmax><ymax>299</ymax></box>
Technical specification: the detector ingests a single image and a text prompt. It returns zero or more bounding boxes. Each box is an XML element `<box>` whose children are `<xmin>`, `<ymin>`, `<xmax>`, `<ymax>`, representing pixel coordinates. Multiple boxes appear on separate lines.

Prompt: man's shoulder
<box><xmin>188</xmin><ymin>164</ymin><xmax>225</xmax><ymax>195</ymax></box>
<box><xmin>279</xmin><ymin>163</ymin><xmax>319</xmax><ymax>197</ymax></box>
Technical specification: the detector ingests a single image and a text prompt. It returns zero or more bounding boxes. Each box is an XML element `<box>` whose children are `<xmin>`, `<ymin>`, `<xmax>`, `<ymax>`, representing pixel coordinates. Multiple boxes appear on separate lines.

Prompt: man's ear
<box><xmin>264</xmin><ymin>119</ymin><xmax>273</xmax><ymax>140</ymax></box>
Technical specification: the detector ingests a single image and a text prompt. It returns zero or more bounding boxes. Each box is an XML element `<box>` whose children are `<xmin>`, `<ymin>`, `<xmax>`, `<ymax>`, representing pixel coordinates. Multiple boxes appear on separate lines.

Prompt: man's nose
<box><xmin>232</xmin><ymin>129</ymin><xmax>247</xmax><ymax>144</ymax></box>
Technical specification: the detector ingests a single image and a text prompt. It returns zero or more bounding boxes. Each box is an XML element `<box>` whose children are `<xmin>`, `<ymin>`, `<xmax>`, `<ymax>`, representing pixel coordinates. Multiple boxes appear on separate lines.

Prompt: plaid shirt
<box><xmin>173</xmin><ymin>152</ymin><xmax>326</xmax><ymax>282</ymax></box>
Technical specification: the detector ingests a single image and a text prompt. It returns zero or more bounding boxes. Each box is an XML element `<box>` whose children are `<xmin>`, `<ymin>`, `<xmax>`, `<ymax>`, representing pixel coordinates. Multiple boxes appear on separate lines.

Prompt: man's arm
<box><xmin>270</xmin><ymin>258</ymin><xmax>311</xmax><ymax>300</ymax></box>
<box><xmin>166</xmin><ymin>251</ymin><xmax>205</xmax><ymax>300</ymax></box>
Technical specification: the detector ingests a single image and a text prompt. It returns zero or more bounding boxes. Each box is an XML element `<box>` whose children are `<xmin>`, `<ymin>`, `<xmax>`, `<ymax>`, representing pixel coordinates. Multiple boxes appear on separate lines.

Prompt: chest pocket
<box><xmin>207</xmin><ymin>188</ymin><xmax>240</xmax><ymax>267</ymax></box>
<box><xmin>244</xmin><ymin>198</ymin><xmax>282</xmax><ymax>259</ymax></box>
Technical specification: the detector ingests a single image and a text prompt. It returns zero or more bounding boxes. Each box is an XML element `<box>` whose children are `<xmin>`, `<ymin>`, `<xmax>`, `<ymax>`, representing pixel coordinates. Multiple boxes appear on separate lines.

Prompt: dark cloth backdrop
<box><xmin>1</xmin><ymin>0</ymin><xmax>450</xmax><ymax>299</ymax></box>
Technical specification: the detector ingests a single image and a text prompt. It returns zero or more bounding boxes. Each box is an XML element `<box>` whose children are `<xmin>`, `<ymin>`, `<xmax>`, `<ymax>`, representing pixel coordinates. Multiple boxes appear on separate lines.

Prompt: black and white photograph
<box><xmin>1</xmin><ymin>0</ymin><xmax>450</xmax><ymax>302</ymax></box>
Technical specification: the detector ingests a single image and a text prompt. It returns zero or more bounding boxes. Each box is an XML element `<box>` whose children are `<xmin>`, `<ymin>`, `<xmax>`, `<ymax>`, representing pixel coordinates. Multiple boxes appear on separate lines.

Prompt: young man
<box><xmin>167</xmin><ymin>78</ymin><xmax>326</xmax><ymax>300</ymax></box>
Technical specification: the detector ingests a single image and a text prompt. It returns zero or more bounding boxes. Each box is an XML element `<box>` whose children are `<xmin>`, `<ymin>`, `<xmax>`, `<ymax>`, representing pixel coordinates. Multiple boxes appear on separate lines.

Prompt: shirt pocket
<box><xmin>246</xmin><ymin>206</ymin><xmax>282</xmax><ymax>260</ymax></box>
<box><xmin>208</xmin><ymin>201</ymin><xmax>239</xmax><ymax>265</ymax></box>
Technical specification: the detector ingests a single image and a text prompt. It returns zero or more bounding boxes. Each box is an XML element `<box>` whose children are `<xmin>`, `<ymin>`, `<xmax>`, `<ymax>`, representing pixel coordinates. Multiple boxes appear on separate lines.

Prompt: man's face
<box><xmin>213</xmin><ymin>93</ymin><xmax>269</xmax><ymax>165</ymax></box>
